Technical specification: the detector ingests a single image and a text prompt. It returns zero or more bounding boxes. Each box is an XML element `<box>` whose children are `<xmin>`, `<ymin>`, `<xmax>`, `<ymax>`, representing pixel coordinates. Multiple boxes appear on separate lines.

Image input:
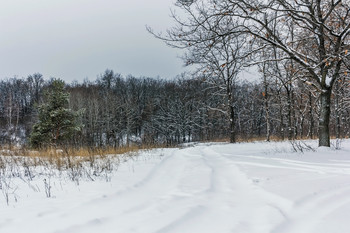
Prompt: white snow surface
<box><xmin>2</xmin><ymin>140</ymin><xmax>350</xmax><ymax>233</ymax></box>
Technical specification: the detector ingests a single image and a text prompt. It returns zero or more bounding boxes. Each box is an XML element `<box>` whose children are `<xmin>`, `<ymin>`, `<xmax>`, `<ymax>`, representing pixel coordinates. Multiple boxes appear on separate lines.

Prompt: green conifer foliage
<box><xmin>30</xmin><ymin>79</ymin><xmax>82</xmax><ymax>148</ymax></box>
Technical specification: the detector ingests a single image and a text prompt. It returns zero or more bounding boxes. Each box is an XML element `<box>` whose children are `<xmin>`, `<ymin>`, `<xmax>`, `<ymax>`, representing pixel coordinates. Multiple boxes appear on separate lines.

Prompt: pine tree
<box><xmin>30</xmin><ymin>79</ymin><xmax>82</xmax><ymax>148</ymax></box>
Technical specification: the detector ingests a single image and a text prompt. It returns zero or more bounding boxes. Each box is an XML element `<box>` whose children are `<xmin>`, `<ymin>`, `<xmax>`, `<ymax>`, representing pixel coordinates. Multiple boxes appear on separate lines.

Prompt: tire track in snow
<box><xmin>219</xmin><ymin>150</ymin><xmax>350</xmax><ymax>233</ymax></box>
<box><xmin>3</xmin><ymin>149</ymin><xmax>208</xmax><ymax>233</ymax></box>
<box><xmin>271</xmin><ymin>184</ymin><xmax>350</xmax><ymax>233</ymax></box>
<box><xmin>223</xmin><ymin>154</ymin><xmax>350</xmax><ymax>175</ymax></box>
<box><xmin>137</xmin><ymin>147</ymin><xmax>215</xmax><ymax>233</ymax></box>
<box><xmin>197</xmin><ymin>147</ymin><xmax>292</xmax><ymax>233</ymax></box>
<box><xmin>56</xmin><ymin>147</ymin><xmax>215</xmax><ymax>233</ymax></box>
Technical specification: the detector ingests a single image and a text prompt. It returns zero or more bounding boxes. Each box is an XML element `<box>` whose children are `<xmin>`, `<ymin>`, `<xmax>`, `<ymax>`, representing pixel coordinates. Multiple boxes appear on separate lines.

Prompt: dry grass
<box><xmin>0</xmin><ymin>144</ymin><xmax>164</xmax><ymax>158</ymax></box>
<box><xmin>0</xmin><ymin>135</ymin><xmax>325</xmax><ymax>173</ymax></box>
<box><xmin>235</xmin><ymin>135</ymin><xmax>286</xmax><ymax>143</ymax></box>
<box><xmin>200</xmin><ymin>135</ymin><xmax>286</xmax><ymax>143</ymax></box>
<box><xmin>0</xmin><ymin>144</ymin><xmax>167</xmax><ymax>179</ymax></box>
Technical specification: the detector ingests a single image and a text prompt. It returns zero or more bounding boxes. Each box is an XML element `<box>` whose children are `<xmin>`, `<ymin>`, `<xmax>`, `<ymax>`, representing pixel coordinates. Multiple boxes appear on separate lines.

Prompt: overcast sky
<box><xmin>0</xmin><ymin>0</ymin><xmax>185</xmax><ymax>82</ymax></box>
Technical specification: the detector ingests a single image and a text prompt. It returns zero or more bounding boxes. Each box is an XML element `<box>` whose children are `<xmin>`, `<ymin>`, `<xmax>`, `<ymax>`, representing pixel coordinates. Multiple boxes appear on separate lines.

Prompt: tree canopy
<box><xmin>30</xmin><ymin>79</ymin><xmax>82</xmax><ymax>148</ymax></box>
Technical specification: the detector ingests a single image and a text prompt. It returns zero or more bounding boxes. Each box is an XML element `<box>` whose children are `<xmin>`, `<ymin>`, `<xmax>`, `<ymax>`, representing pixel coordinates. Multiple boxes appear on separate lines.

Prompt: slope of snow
<box><xmin>1</xmin><ymin>140</ymin><xmax>350</xmax><ymax>233</ymax></box>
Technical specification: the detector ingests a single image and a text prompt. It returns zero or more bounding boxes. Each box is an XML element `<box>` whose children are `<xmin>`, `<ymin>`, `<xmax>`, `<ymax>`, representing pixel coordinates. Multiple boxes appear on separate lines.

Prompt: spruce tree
<box><xmin>30</xmin><ymin>79</ymin><xmax>82</xmax><ymax>148</ymax></box>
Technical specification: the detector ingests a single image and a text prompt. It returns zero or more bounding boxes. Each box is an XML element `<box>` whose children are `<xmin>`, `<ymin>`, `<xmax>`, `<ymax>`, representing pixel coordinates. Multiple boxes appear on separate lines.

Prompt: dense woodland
<box><xmin>148</xmin><ymin>0</ymin><xmax>350</xmax><ymax>147</ymax></box>
<box><xmin>0</xmin><ymin>68</ymin><xmax>349</xmax><ymax>149</ymax></box>
<box><xmin>1</xmin><ymin>0</ymin><xmax>350</xmax><ymax>148</ymax></box>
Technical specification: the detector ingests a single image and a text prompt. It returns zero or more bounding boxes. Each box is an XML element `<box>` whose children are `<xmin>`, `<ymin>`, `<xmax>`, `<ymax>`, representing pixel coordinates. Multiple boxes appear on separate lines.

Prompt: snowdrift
<box><xmin>1</xmin><ymin>140</ymin><xmax>350</xmax><ymax>233</ymax></box>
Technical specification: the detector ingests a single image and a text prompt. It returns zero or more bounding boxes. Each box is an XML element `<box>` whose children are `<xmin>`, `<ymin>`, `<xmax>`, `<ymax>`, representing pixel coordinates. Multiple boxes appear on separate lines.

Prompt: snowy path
<box><xmin>1</xmin><ymin>141</ymin><xmax>350</xmax><ymax>233</ymax></box>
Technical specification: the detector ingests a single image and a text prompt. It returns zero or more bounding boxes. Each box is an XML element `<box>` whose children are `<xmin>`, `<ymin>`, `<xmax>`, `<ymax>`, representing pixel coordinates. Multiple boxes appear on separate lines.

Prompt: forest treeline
<box><xmin>0</xmin><ymin>69</ymin><xmax>349</xmax><ymax>149</ymax></box>
<box><xmin>1</xmin><ymin>1</ymin><xmax>350</xmax><ymax>148</ymax></box>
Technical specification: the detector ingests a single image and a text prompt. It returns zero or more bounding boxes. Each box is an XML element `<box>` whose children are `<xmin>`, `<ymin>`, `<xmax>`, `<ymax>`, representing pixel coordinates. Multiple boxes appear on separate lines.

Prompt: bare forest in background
<box><xmin>148</xmin><ymin>0</ymin><xmax>350</xmax><ymax>147</ymax></box>
<box><xmin>2</xmin><ymin>1</ymin><xmax>350</xmax><ymax>148</ymax></box>
<box><xmin>0</xmin><ymin>68</ymin><xmax>349</xmax><ymax>149</ymax></box>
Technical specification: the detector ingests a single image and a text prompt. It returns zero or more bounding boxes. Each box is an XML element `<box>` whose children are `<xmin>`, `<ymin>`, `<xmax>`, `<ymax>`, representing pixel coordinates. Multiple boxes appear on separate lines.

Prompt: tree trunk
<box><xmin>265</xmin><ymin>96</ymin><xmax>271</xmax><ymax>142</ymax></box>
<box><xmin>318</xmin><ymin>89</ymin><xmax>331</xmax><ymax>147</ymax></box>
<box><xmin>335</xmin><ymin>84</ymin><xmax>341</xmax><ymax>139</ymax></box>
<box><xmin>287</xmin><ymin>90</ymin><xmax>293</xmax><ymax>140</ymax></box>
<box><xmin>278</xmin><ymin>94</ymin><xmax>285</xmax><ymax>140</ymax></box>
<box><xmin>229</xmin><ymin>104</ymin><xmax>235</xmax><ymax>143</ymax></box>
<box><xmin>263</xmin><ymin>64</ymin><xmax>270</xmax><ymax>142</ymax></box>
<box><xmin>228</xmin><ymin>84</ymin><xmax>235</xmax><ymax>143</ymax></box>
<box><xmin>308</xmin><ymin>91</ymin><xmax>314</xmax><ymax>139</ymax></box>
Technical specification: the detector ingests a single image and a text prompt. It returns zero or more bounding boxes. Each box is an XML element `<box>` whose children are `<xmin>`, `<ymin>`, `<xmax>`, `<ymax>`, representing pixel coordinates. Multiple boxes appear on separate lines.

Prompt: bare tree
<box><xmin>148</xmin><ymin>1</ymin><xmax>249</xmax><ymax>143</ymax></box>
<box><xmin>155</xmin><ymin>0</ymin><xmax>350</xmax><ymax>147</ymax></box>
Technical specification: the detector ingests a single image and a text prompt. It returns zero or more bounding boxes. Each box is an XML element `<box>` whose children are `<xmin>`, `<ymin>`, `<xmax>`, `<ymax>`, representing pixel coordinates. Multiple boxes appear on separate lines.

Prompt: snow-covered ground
<box><xmin>1</xmin><ymin>140</ymin><xmax>350</xmax><ymax>233</ymax></box>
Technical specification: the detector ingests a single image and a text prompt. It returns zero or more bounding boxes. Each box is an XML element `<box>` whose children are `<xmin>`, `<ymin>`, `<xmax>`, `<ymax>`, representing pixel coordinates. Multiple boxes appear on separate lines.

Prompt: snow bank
<box><xmin>1</xmin><ymin>140</ymin><xmax>350</xmax><ymax>233</ymax></box>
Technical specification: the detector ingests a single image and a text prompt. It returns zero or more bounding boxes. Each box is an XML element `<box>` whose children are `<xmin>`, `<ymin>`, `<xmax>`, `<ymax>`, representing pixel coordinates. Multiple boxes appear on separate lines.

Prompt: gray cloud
<box><xmin>0</xmin><ymin>0</ymin><xmax>184</xmax><ymax>82</ymax></box>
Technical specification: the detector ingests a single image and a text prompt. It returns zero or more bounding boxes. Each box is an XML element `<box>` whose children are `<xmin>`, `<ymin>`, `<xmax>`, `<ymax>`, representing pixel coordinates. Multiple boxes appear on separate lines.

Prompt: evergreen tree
<box><xmin>30</xmin><ymin>79</ymin><xmax>82</xmax><ymax>148</ymax></box>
